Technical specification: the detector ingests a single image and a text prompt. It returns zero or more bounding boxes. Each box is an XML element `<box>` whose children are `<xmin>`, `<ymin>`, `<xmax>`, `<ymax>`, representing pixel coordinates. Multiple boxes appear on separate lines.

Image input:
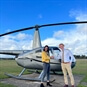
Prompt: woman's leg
<box><xmin>47</xmin><ymin>63</ymin><xmax>50</xmax><ymax>81</ymax></box>
<box><xmin>41</xmin><ymin>63</ymin><xmax>48</xmax><ymax>82</ymax></box>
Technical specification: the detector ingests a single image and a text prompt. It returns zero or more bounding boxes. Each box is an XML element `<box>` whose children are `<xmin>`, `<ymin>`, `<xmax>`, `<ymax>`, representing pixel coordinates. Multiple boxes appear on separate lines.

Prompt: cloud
<box><xmin>15</xmin><ymin>33</ymin><xmax>32</xmax><ymax>40</ymax></box>
<box><xmin>38</xmin><ymin>14</ymin><xmax>43</xmax><ymax>19</ymax></box>
<box><xmin>0</xmin><ymin>33</ymin><xmax>33</xmax><ymax>50</ymax></box>
<box><xmin>42</xmin><ymin>38</ymin><xmax>59</xmax><ymax>46</ymax></box>
<box><xmin>42</xmin><ymin>23</ymin><xmax>87</xmax><ymax>55</ymax></box>
<box><xmin>69</xmin><ymin>10</ymin><xmax>87</xmax><ymax>21</ymax></box>
<box><xmin>42</xmin><ymin>12</ymin><xmax>87</xmax><ymax>56</ymax></box>
<box><xmin>53</xmin><ymin>30</ymin><xmax>64</xmax><ymax>38</ymax></box>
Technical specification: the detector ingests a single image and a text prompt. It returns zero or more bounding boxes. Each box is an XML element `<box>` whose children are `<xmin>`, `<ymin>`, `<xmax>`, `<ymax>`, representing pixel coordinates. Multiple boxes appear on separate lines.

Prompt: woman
<box><xmin>40</xmin><ymin>45</ymin><xmax>53</xmax><ymax>87</ymax></box>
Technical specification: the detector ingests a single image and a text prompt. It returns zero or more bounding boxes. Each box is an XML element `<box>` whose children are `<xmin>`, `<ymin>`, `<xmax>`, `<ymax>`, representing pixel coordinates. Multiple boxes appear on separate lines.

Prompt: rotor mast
<box><xmin>32</xmin><ymin>25</ymin><xmax>42</xmax><ymax>49</ymax></box>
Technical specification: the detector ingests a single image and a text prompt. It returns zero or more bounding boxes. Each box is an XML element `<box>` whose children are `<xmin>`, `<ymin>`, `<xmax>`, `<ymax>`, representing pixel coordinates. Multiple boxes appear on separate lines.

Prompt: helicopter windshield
<box><xmin>49</xmin><ymin>47</ymin><xmax>60</xmax><ymax>57</ymax></box>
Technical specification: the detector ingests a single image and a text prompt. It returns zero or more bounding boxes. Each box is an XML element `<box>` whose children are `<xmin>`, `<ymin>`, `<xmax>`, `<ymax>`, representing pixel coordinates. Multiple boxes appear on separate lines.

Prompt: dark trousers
<box><xmin>41</xmin><ymin>62</ymin><xmax>50</xmax><ymax>82</ymax></box>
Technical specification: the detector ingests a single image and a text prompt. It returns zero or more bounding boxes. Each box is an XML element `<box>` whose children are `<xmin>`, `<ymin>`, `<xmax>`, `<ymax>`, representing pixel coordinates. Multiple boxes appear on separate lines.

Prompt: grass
<box><xmin>0</xmin><ymin>59</ymin><xmax>87</xmax><ymax>87</ymax></box>
<box><xmin>72</xmin><ymin>59</ymin><xmax>87</xmax><ymax>87</ymax></box>
<box><xmin>0</xmin><ymin>60</ymin><xmax>28</xmax><ymax>87</ymax></box>
<box><xmin>0</xmin><ymin>83</ymin><xmax>17</xmax><ymax>87</ymax></box>
<box><xmin>0</xmin><ymin>60</ymin><xmax>23</xmax><ymax>79</ymax></box>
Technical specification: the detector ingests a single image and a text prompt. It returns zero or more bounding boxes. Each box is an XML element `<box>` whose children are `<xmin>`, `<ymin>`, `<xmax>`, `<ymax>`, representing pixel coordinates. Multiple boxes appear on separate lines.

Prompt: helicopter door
<box><xmin>49</xmin><ymin>48</ymin><xmax>53</xmax><ymax>56</ymax></box>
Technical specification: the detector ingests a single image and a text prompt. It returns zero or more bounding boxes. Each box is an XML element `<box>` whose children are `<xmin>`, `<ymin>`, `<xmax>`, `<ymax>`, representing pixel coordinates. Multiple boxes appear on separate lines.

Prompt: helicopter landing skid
<box><xmin>5</xmin><ymin>73</ymin><xmax>55</xmax><ymax>83</ymax></box>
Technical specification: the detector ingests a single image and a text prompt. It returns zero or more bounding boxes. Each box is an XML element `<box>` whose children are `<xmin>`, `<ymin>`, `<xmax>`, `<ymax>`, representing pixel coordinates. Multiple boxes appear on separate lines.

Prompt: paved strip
<box><xmin>1</xmin><ymin>74</ymin><xmax>84</xmax><ymax>87</ymax></box>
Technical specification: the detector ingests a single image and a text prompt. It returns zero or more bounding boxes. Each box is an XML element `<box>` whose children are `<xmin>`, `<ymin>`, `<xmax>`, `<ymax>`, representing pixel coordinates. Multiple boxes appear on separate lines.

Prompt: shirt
<box><xmin>42</xmin><ymin>51</ymin><xmax>50</xmax><ymax>63</ymax></box>
<box><xmin>55</xmin><ymin>49</ymin><xmax>76</xmax><ymax>63</ymax></box>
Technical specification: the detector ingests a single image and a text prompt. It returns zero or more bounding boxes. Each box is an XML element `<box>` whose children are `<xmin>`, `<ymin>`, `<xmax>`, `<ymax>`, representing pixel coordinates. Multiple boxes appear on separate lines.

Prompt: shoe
<box><xmin>40</xmin><ymin>83</ymin><xmax>44</xmax><ymax>87</ymax></box>
<box><xmin>64</xmin><ymin>84</ymin><xmax>68</xmax><ymax>87</ymax></box>
<box><xmin>72</xmin><ymin>85</ymin><xmax>74</xmax><ymax>87</ymax></box>
<box><xmin>47</xmin><ymin>82</ymin><xmax>52</xmax><ymax>86</ymax></box>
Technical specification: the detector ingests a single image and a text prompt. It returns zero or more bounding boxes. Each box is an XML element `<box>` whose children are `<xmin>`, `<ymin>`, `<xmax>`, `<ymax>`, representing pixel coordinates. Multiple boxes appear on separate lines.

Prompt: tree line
<box><xmin>74</xmin><ymin>55</ymin><xmax>87</xmax><ymax>59</ymax></box>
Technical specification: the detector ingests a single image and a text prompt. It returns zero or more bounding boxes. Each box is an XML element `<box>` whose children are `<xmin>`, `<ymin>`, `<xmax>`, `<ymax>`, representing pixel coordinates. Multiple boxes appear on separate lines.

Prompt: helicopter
<box><xmin>0</xmin><ymin>21</ymin><xmax>87</xmax><ymax>81</ymax></box>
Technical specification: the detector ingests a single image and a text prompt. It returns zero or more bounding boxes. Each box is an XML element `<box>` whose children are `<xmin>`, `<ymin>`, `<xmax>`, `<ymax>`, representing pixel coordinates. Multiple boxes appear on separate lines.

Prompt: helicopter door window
<box><xmin>35</xmin><ymin>49</ymin><xmax>42</xmax><ymax>58</ymax></box>
<box><xmin>53</xmin><ymin>48</ymin><xmax>60</xmax><ymax>57</ymax></box>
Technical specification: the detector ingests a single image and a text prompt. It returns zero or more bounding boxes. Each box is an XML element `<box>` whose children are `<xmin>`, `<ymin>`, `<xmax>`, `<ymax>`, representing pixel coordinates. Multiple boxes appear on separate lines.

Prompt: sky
<box><xmin>0</xmin><ymin>0</ymin><xmax>87</xmax><ymax>57</ymax></box>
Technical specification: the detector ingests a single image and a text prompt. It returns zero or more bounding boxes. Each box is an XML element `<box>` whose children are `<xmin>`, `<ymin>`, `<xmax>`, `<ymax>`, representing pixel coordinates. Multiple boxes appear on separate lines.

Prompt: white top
<box><xmin>55</xmin><ymin>49</ymin><xmax>76</xmax><ymax>63</ymax></box>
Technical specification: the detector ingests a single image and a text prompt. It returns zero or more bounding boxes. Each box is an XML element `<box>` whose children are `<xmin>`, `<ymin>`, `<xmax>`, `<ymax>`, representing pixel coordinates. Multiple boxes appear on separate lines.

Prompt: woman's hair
<box><xmin>43</xmin><ymin>45</ymin><xmax>49</xmax><ymax>52</ymax></box>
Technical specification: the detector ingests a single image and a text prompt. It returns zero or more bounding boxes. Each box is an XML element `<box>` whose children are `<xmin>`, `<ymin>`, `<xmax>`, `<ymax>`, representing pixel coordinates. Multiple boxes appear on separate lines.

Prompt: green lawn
<box><xmin>0</xmin><ymin>60</ymin><xmax>27</xmax><ymax>87</ymax></box>
<box><xmin>0</xmin><ymin>83</ymin><xmax>17</xmax><ymax>87</ymax></box>
<box><xmin>72</xmin><ymin>59</ymin><xmax>87</xmax><ymax>87</ymax></box>
<box><xmin>0</xmin><ymin>59</ymin><xmax>87</xmax><ymax>87</ymax></box>
<box><xmin>0</xmin><ymin>60</ymin><xmax>23</xmax><ymax>79</ymax></box>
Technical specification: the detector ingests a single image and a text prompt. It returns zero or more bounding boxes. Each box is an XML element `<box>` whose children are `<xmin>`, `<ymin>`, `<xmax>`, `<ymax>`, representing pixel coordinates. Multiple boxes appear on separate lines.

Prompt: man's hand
<box><xmin>69</xmin><ymin>62</ymin><xmax>72</xmax><ymax>65</ymax></box>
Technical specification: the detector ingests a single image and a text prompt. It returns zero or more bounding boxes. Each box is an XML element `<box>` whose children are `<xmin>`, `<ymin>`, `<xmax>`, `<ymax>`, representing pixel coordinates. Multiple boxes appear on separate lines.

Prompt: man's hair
<box><xmin>59</xmin><ymin>43</ymin><xmax>64</xmax><ymax>46</ymax></box>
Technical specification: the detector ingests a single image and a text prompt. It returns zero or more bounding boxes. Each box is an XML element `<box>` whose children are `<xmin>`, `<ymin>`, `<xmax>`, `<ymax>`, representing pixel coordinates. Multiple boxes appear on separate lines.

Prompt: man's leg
<box><xmin>61</xmin><ymin>63</ymin><xmax>68</xmax><ymax>85</ymax></box>
<box><xmin>66</xmin><ymin>63</ymin><xmax>75</xmax><ymax>85</ymax></box>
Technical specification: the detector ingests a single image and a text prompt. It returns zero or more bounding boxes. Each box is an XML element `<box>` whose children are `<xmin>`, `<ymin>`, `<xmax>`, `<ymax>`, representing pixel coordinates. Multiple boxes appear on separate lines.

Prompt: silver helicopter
<box><xmin>0</xmin><ymin>21</ymin><xmax>86</xmax><ymax>81</ymax></box>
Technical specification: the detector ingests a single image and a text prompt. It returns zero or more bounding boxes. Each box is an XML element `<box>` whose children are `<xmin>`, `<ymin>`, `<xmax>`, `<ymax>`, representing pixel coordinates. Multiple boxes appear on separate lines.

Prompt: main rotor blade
<box><xmin>0</xmin><ymin>26</ymin><xmax>35</xmax><ymax>37</ymax></box>
<box><xmin>0</xmin><ymin>21</ymin><xmax>87</xmax><ymax>37</ymax></box>
<box><xmin>39</xmin><ymin>21</ymin><xmax>87</xmax><ymax>27</ymax></box>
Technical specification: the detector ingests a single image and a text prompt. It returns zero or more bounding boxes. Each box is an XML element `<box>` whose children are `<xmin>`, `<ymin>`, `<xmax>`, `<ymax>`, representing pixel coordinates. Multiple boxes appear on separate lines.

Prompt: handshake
<box><xmin>50</xmin><ymin>56</ymin><xmax>54</xmax><ymax>59</ymax></box>
<box><xmin>50</xmin><ymin>56</ymin><xmax>61</xmax><ymax>63</ymax></box>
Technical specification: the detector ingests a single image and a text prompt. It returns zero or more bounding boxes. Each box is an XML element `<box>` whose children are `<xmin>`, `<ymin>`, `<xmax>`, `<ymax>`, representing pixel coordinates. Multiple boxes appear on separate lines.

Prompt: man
<box><xmin>57</xmin><ymin>43</ymin><xmax>76</xmax><ymax>87</ymax></box>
